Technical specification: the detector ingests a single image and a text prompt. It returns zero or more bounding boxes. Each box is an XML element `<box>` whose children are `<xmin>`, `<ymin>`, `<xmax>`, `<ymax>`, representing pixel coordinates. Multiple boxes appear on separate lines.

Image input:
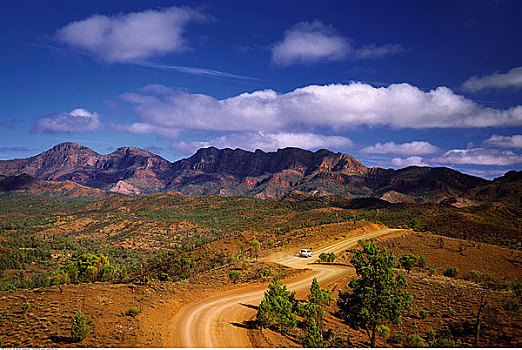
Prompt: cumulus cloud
<box><xmin>271</xmin><ymin>21</ymin><xmax>350</xmax><ymax>66</ymax></box>
<box><xmin>360</xmin><ymin>141</ymin><xmax>440</xmax><ymax>156</ymax></box>
<box><xmin>56</xmin><ymin>7</ymin><xmax>207</xmax><ymax>63</ymax></box>
<box><xmin>483</xmin><ymin>134</ymin><xmax>522</xmax><ymax>148</ymax></box>
<box><xmin>119</xmin><ymin>82</ymin><xmax>522</xmax><ymax>135</ymax></box>
<box><xmin>391</xmin><ymin>156</ymin><xmax>428</xmax><ymax>167</ymax></box>
<box><xmin>172</xmin><ymin>132</ymin><xmax>354</xmax><ymax>155</ymax></box>
<box><xmin>271</xmin><ymin>21</ymin><xmax>403</xmax><ymax>66</ymax></box>
<box><xmin>433</xmin><ymin>148</ymin><xmax>522</xmax><ymax>166</ymax></box>
<box><xmin>33</xmin><ymin>108</ymin><xmax>102</xmax><ymax>133</ymax></box>
<box><xmin>462</xmin><ymin>66</ymin><xmax>522</xmax><ymax>92</ymax></box>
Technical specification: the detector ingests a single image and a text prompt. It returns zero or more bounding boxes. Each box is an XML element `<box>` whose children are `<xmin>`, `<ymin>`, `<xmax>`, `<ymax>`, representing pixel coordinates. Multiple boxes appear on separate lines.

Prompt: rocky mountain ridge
<box><xmin>0</xmin><ymin>142</ymin><xmax>516</xmax><ymax>205</ymax></box>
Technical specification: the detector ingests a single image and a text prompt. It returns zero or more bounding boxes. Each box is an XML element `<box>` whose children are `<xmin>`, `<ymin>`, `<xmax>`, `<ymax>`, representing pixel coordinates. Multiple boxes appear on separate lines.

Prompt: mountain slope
<box><xmin>0</xmin><ymin>142</ymin><xmax>501</xmax><ymax>203</ymax></box>
<box><xmin>0</xmin><ymin>173</ymin><xmax>111</xmax><ymax>199</ymax></box>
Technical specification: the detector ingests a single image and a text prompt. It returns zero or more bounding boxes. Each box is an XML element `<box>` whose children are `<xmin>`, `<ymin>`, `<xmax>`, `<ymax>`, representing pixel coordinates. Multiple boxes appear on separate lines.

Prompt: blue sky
<box><xmin>1</xmin><ymin>0</ymin><xmax>521</xmax><ymax>179</ymax></box>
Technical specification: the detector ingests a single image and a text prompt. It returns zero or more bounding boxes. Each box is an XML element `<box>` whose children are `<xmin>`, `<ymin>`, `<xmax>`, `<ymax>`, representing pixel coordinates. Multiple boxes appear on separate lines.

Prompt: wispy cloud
<box><xmin>32</xmin><ymin>108</ymin><xmax>102</xmax><ymax>133</ymax></box>
<box><xmin>137</xmin><ymin>62</ymin><xmax>259</xmax><ymax>81</ymax></box>
<box><xmin>56</xmin><ymin>7</ymin><xmax>209</xmax><ymax>63</ymax></box>
<box><xmin>0</xmin><ymin>147</ymin><xmax>37</xmax><ymax>154</ymax></box>
<box><xmin>271</xmin><ymin>20</ymin><xmax>403</xmax><ymax>66</ymax></box>
<box><xmin>354</xmin><ymin>43</ymin><xmax>404</xmax><ymax>59</ymax></box>
<box><xmin>433</xmin><ymin>148</ymin><xmax>522</xmax><ymax>166</ymax></box>
<box><xmin>0</xmin><ymin>119</ymin><xmax>19</xmax><ymax>128</ymax></box>
<box><xmin>483</xmin><ymin>134</ymin><xmax>522</xmax><ymax>148</ymax></box>
<box><xmin>360</xmin><ymin>141</ymin><xmax>440</xmax><ymax>156</ymax></box>
<box><xmin>462</xmin><ymin>66</ymin><xmax>522</xmax><ymax>92</ymax></box>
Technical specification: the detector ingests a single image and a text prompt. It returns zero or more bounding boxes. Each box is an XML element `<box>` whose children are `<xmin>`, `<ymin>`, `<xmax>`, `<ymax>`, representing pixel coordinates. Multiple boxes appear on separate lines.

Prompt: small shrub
<box><xmin>405</xmin><ymin>334</ymin><xmax>425</xmax><ymax>347</ymax></box>
<box><xmin>268</xmin><ymin>239</ymin><xmax>274</xmax><ymax>247</ymax></box>
<box><xmin>400</xmin><ymin>254</ymin><xmax>417</xmax><ymax>274</ymax></box>
<box><xmin>443</xmin><ymin>267</ymin><xmax>459</xmax><ymax>278</ymax></box>
<box><xmin>418</xmin><ymin>255</ymin><xmax>426</xmax><ymax>268</ymax></box>
<box><xmin>377</xmin><ymin>325</ymin><xmax>390</xmax><ymax>341</ymax></box>
<box><xmin>158</xmin><ymin>272</ymin><xmax>172</xmax><ymax>282</ymax></box>
<box><xmin>125</xmin><ymin>306</ymin><xmax>141</xmax><ymax>317</ymax></box>
<box><xmin>428</xmin><ymin>266</ymin><xmax>436</xmax><ymax>276</ymax></box>
<box><xmin>468</xmin><ymin>270</ymin><xmax>482</xmax><ymax>283</ymax></box>
<box><xmin>71</xmin><ymin>311</ymin><xmax>89</xmax><ymax>342</ymax></box>
<box><xmin>21</xmin><ymin>302</ymin><xmax>30</xmax><ymax>312</ymax></box>
<box><xmin>419</xmin><ymin>308</ymin><xmax>428</xmax><ymax>319</ymax></box>
<box><xmin>5</xmin><ymin>284</ymin><xmax>17</xmax><ymax>292</ymax></box>
<box><xmin>426</xmin><ymin>328</ymin><xmax>436</xmax><ymax>341</ymax></box>
<box><xmin>433</xmin><ymin>337</ymin><xmax>456</xmax><ymax>347</ymax></box>
<box><xmin>229</xmin><ymin>270</ymin><xmax>241</xmax><ymax>283</ymax></box>
<box><xmin>318</xmin><ymin>252</ymin><xmax>336</xmax><ymax>263</ymax></box>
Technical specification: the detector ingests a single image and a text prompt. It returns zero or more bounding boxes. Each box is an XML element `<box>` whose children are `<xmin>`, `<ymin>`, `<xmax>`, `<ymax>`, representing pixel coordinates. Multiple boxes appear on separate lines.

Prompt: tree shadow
<box><xmin>239</xmin><ymin>302</ymin><xmax>258</xmax><ymax>310</ymax></box>
<box><xmin>49</xmin><ymin>335</ymin><xmax>74</xmax><ymax>344</ymax></box>
<box><xmin>231</xmin><ymin>320</ymin><xmax>258</xmax><ymax>329</ymax></box>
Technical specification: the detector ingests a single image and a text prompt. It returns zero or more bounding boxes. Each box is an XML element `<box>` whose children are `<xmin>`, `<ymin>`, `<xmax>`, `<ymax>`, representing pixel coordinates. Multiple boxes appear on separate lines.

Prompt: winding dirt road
<box><xmin>166</xmin><ymin>228</ymin><xmax>398</xmax><ymax>347</ymax></box>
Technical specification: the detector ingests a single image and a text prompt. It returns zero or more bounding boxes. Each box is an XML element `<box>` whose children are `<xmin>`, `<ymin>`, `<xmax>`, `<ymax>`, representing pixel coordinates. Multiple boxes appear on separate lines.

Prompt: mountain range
<box><xmin>0</xmin><ymin>142</ymin><xmax>520</xmax><ymax>205</ymax></box>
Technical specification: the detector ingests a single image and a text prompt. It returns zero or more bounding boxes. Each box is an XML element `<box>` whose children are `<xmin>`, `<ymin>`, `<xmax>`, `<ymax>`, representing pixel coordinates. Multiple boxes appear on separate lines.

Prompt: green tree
<box><xmin>337</xmin><ymin>243</ymin><xmax>412</xmax><ymax>347</ymax></box>
<box><xmin>301</xmin><ymin>278</ymin><xmax>330</xmax><ymax>348</ymax></box>
<box><xmin>399</xmin><ymin>254</ymin><xmax>417</xmax><ymax>275</ymax></box>
<box><xmin>303</xmin><ymin>319</ymin><xmax>324</xmax><ymax>348</ymax></box>
<box><xmin>256</xmin><ymin>278</ymin><xmax>297</xmax><ymax>334</ymax></box>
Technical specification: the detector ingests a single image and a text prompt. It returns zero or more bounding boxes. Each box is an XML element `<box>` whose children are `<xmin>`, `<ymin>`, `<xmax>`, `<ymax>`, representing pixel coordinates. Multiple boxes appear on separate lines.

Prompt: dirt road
<box><xmin>166</xmin><ymin>228</ymin><xmax>398</xmax><ymax>347</ymax></box>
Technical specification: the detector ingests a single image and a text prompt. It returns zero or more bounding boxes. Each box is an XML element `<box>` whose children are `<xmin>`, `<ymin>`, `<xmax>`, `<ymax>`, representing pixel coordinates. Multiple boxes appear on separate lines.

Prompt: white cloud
<box><xmin>119</xmin><ymin>82</ymin><xmax>522</xmax><ymax>135</ymax></box>
<box><xmin>271</xmin><ymin>21</ymin><xmax>350</xmax><ymax>66</ymax></box>
<box><xmin>433</xmin><ymin>148</ymin><xmax>522</xmax><ymax>166</ymax></box>
<box><xmin>32</xmin><ymin>108</ymin><xmax>101</xmax><ymax>133</ymax></box>
<box><xmin>56</xmin><ymin>7</ymin><xmax>207</xmax><ymax>63</ymax></box>
<box><xmin>271</xmin><ymin>21</ymin><xmax>403</xmax><ymax>66</ymax></box>
<box><xmin>391</xmin><ymin>156</ymin><xmax>428</xmax><ymax>167</ymax></box>
<box><xmin>483</xmin><ymin>134</ymin><xmax>522</xmax><ymax>148</ymax></box>
<box><xmin>360</xmin><ymin>141</ymin><xmax>440</xmax><ymax>156</ymax></box>
<box><xmin>172</xmin><ymin>132</ymin><xmax>354</xmax><ymax>155</ymax></box>
<box><xmin>462</xmin><ymin>66</ymin><xmax>522</xmax><ymax>92</ymax></box>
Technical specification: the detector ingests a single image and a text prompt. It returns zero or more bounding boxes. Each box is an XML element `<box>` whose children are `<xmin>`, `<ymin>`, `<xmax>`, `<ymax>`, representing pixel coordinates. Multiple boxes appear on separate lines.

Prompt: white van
<box><xmin>299</xmin><ymin>249</ymin><xmax>312</xmax><ymax>258</ymax></box>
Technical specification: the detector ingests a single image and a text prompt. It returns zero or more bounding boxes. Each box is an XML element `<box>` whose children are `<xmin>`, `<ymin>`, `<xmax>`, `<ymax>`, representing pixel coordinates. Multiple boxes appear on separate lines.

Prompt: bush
<box><xmin>268</xmin><ymin>239</ymin><xmax>275</xmax><ymax>247</ymax></box>
<box><xmin>433</xmin><ymin>337</ymin><xmax>456</xmax><ymax>347</ymax></box>
<box><xmin>229</xmin><ymin>270</ymin><xmax>241</xmax><ymax>283</ymax></box>
<box><xmin>125</xmin><ymin>306</ymin><xmax>141</xmax><ymax>317</ymax></box>
<box><xmin>318</xmin><ymin>252</ymin><xmax>336</xmax><ymax>263</ymax></box>
<box><xmin>428</xmin><ymin>266</ymin><xmax>436</xmax><ymax>276</ymax></box>
<box><xmin>158</xmin><ymin>272</ymin><xmax>172</xmax><ymax>281</ymax></box>
<box><xmin>426</xmin><ymin>328</ymin><xmax>436</xmax><ymax>341</ymax></box>
<box><xmin>377</xmin><ymin>325</ymin><xmax>390</xmax><ymax>341</ymax></box>
<box><xmin>419</xmin><ymin>308</ymin><xmax>428</xmax><ymax>319</ymax></box>
<box><xmin>71</xmin><ymin>311</ymin><xmax>89</xmax><ymax>342</ymax></box>
<box><xmin>21</xmin><ymin>301</ymin><xmax>30</xmax><ymax>312</ymax></box>
<box><xmin>443</xmin><ymin>267</ymin><xmax>459</xmax><ymax>278</ymax></box>
<box><xmin>418</xmin><ymin>255</ymin><xmax>426</xmax><ymax>268</ymax></box>
<box><xmin>405</xmin><ymin>334</ymin><xmax>425</xmax><ymax>347</ymax></box>
<box><xmin>399</xmin><ymin>254</ymin><xmax>417</xmax><ymax>274</ymax></box>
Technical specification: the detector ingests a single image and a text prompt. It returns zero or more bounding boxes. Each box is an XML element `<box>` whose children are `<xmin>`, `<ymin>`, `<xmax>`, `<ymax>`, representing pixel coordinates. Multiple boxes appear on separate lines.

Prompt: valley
<box><xmin>0</xmin><ymin>144</ymin><xmax>520</xmax><ymax>347</ymax></box>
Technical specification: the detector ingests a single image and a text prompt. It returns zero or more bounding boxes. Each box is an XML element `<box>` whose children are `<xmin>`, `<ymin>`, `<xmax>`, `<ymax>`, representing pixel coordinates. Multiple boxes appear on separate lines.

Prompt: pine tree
<box><xmin>256</xmin><ymin>278</ymin><xmax>297</xmax><ymax>334</ymax></box>
<box><xmin>338</xmin><ymin>243</ymin><xmax>411</xmax><ymax>347</ymax></box>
